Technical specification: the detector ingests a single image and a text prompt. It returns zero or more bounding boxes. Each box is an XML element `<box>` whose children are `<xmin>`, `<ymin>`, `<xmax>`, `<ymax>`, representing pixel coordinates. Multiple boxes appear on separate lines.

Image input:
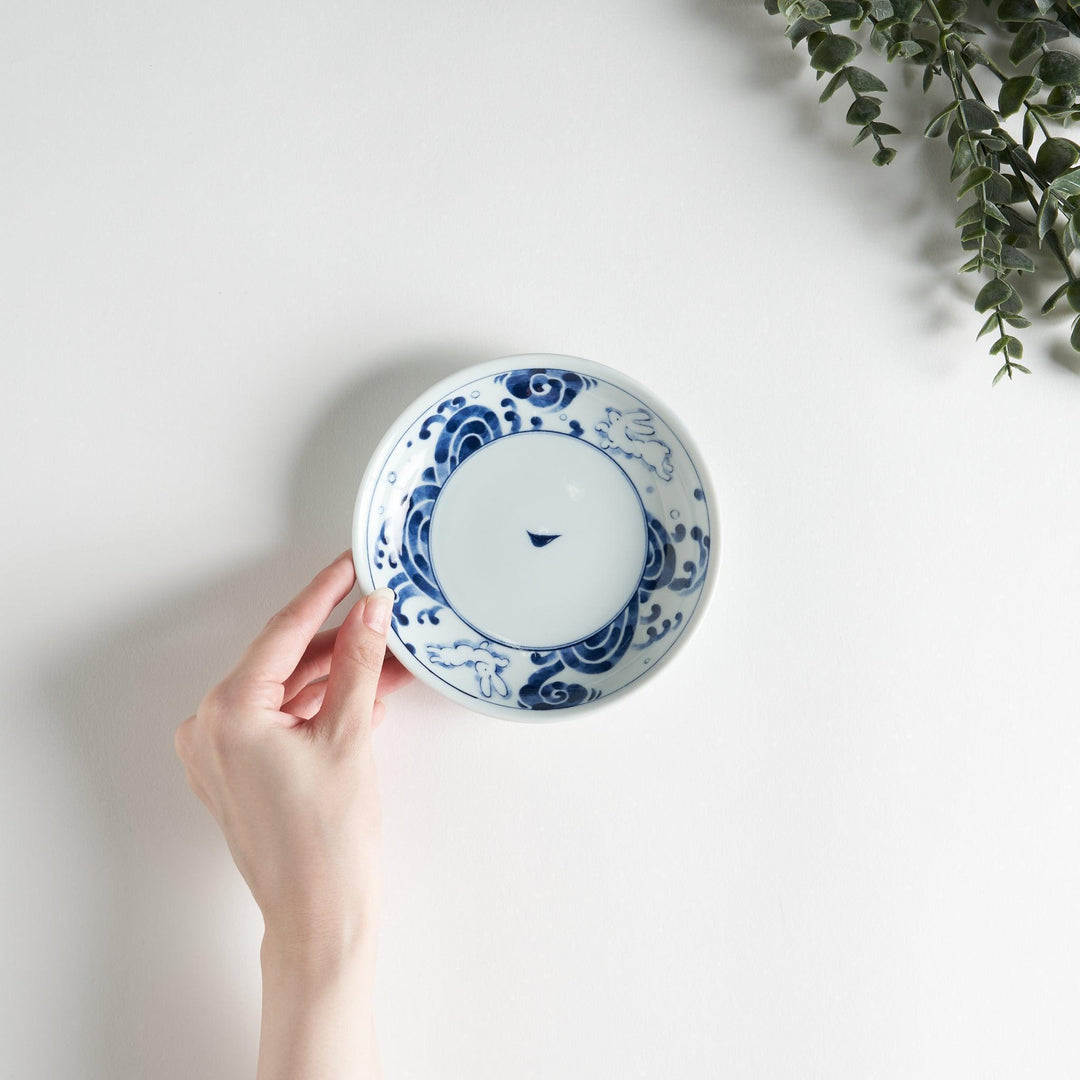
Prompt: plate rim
<box><xmin>351</xmin><ymin>352</ymin><xmax>721</xmax><ymax>721</ymax></box>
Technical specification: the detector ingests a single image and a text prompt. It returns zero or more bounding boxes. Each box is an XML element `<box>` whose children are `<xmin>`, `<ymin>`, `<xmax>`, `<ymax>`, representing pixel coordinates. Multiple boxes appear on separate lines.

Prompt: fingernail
<box><xmin>363</xmin><ymin>588</ymin><xmax>394</xmax><ymax>634</ymax></box>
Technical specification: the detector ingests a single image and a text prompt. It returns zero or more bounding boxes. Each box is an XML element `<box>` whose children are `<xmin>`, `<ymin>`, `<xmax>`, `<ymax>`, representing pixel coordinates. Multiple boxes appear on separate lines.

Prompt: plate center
<box><xmin>428</xmin><ymin>431</ymin><xmax>648</xmax><ymax>649</ymax></box>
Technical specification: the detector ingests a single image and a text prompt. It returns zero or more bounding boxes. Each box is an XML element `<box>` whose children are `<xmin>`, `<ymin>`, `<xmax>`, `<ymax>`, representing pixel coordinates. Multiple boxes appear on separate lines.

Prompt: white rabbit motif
<box><xmin>427</xmin><ymin>641</ymin><xmax>511</xmax><ymax>699</ymax></box>
<box><xmin>594</xmin><ymin>408</ymin><xmax>674</xmax><ymax>481</ymax></box>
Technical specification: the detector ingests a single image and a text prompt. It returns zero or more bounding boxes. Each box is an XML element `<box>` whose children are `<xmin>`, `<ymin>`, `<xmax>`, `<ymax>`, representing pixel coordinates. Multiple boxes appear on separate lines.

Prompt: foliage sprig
<box><xmin>764</xmin><ymin>0</ymin><xmax>1080</xmax><ymax>382</ymax></box>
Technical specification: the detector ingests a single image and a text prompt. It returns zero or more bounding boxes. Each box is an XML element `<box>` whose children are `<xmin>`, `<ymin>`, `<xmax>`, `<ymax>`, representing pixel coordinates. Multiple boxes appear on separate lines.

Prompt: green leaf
<box><xmin>1067</xmin><ymin>219</ymin><xmax>1080</xmax><ymax>257</ymax></box>
<box><xmin>1001</xmin><ymin>244</ymin><xmax>1036</xmax><ymax>270</ymax></box>
<box><xmin>984</xmin><ymin>173</ymin><xmax>1014</xmax><ymax>205</ymax></box>
<box><xmin>975</xmin><ymin>278</ymin><xmax>1014</xmax><ymax>312</ymax></box>
<box><xmin>958</xmin><ymin>255</ymin><xmax>983</xmax><ymax>273</ymax></box>
<box><xmin>822</xmin><ymin>0</ymin><xmax>862</xmax><ymax>19</ymax></box>
<box><xmin>959</xmin><ymin>42</ymin><xmax>991</xmax><ymax>68</ymax></box>
<box><xmin>1042</xmin><ymin>281</ymin><xmax>1070</xmax><ymax>313</ymax></box>
<box><xmin>892</xmin><ymin>0</ymin><xmax>922</xmax><ymax>20</ymax></box>
<box><xmin>907</xmin><ymin>40</ymin><xmax>938</xmax><ymax>65</ymax></box>
<box><xmin>1005</xmin><ymin>315</ymin><xmax>1033</xmax><ymax>328</ymax></box>
<box><xmin>1037</xmin><ymin>137</ymin><xmax>1080</xmax><ymax>180</ymax></box>
<box><xmin>938</xmin><ymin>0</ymin><xmax>968</xmax><ymax>19</ymax></box>
<box><xmin>925</xmin><ymin>102</ymin><xmax>956</xmax><ymax>138</ymax></box>
<box><xmin>1000</xmin><ymin>291</ymin><xmax>1024</xmax><ymax>316</ymax></box>
<box><xmin>1070</xmin><ymin>313</ymin><xmax>1080</xmax><ymax>351</ymax></box>
<box><xmin>957</xmin><ymin>165</ymin><xmax>995</xmax><ymax>195</ymax></box>
<box><xmin>1035</xmin><ymin>50</ymin><xmax>1080</xmax><ymax>87</ymax></box>
<box><xmin>846</xmin><ymin>66</ymin><xmax>887</xmax><ymax>92</ymax></box>
<box><xmin>1036</xmin><ymin>192</ymin><xmax>1058</xmax><ymax>241</ymax></box>
<box><xmin>847</xmin><ymin>96</ymin><xmax>882</xmax><ymax>124</ymax></box>
<box><xmin>803</xmin><ymin>0</ymin><xmax>831</xmax><ymax>18</ymax></box>
<box><xmin>959</xmin><ymin>99</ymin><xmax>998</xmax><ymax>130</ymax></box>
<box><xmin>1047</xmin><ymin>85</ymin><xmax>1077</xmax><ymax>111</ymax></box>
<box><xmin>1023</xmin><ymin>108</ymin><xmax>1037</xmax><ymax>150</ymax></box>
<box><xmin>887</xmin><ymin>39</ymin><xmax>923</xmax><ymax>60</ymax></box>
<box><xmin>1001</xmin><ymin>205</ymin><xmax>1034</xmax><ymax>234</ymax></box>
<box><xmin>787</xmin><ymin>17</ymin><xmax>822</xmax><ymax>44</ymax></box>
<box><xmin>997</xmin><ymin>0</ymin><xmax>1043</xmax><ymax>20</ymax></box>
<box><xmin>999</xmin><ymin>75</ymin><xmax>1039</xmax><ymax>118</ymax></box>
<box><xmin>819</xmin><ymin>70</ymin><xmax>848</xmax><ymax>101</ymax></box>
<box><xmin>955</xmin><ymin>203</ymin><xmax>983</xmax><ymax>228</ymax></box>
<box><xmin>1009</xmin><ymin>21</ymin><xmax>1046</xmax><ymax>65</ymax></box>
<box><xmin>1012</xmin><ymin>363</ymin><xmax>1032</xmax><ymax>374</ymax></box>
<box><xmin>951</xmin><ymin>137</ymin><xmax>974</xmax><ymax>180</ymax></box>
<box><xmin>1049</xmin><ymin>165</ymin><xmax>1080</xmax><ymax>198</ymax></box>
<box><xmin>1043</xmin><ymin>20</ymin><xmax>1070</xmax><ymax>45</ymax></box>
<box><xmin>1067</xmin><ymin>282</ymin><xmax>1080</xmax><ymax>311</ymax></box>
<box><xmin>873</xmin><ymin>146</ymin><xmax>897</xmax><ymax>166</ymax></box>
<box><xmin>977</xmin><ymin>313</ymin><xmax>998</xmax><ymax>338</ymax></box>
<box><xmin>992</xmin><ymin>362</ymin><xmax>1010</xmax><ymax>386</ymax></box>
<box><xmin>811</xmin><ymin>34</ymin><xmax>860</xmax><ymax>72</ymax></box>
<box><xmin>1008</xmin><ymin>144</ymin><xmax>1038</xmax><ymax>178</ymax></box>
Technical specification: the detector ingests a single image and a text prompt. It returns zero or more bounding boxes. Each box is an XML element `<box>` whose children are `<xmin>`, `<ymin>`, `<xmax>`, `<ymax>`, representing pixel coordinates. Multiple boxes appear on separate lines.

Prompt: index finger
<box><xmin>232</xmin><ymin>550</ymin><xmax>358</xmax><ymax>687</ymax></box>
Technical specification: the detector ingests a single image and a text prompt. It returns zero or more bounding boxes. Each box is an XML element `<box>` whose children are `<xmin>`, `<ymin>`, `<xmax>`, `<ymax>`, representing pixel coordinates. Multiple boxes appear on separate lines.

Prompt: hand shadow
<box><xmin>38</xmin><ymin>343</ymin><xmax>485</xmax><ymax>1080</ymax></box>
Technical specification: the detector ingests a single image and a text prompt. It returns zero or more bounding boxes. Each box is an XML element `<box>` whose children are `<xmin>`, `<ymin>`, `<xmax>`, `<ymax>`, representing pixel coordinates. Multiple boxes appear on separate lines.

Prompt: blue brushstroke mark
<box><xmin>527</xmin><ymin>531</ymin><xmax>561</xmax><ymax>548</ymax></box>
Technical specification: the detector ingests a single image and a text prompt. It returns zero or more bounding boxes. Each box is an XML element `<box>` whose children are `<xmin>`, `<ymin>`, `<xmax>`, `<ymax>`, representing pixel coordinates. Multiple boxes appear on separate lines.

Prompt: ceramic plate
<box><xmin>352</xmin><ymin>353</ymin><xmax>717</xmax><ymax>720</ymax></box>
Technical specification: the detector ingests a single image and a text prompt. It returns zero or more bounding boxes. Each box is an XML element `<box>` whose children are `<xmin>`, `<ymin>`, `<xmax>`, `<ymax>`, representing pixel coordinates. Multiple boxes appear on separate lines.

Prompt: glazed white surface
<box><xmin>428</xmin><ymin>428</ymin><xmax>647</xmax><ymax>649</ymax></box>
<box><xmin>4</xmin><ymin>1</ymin><xmax>1080</xmax><ymax>1078</ymax></box>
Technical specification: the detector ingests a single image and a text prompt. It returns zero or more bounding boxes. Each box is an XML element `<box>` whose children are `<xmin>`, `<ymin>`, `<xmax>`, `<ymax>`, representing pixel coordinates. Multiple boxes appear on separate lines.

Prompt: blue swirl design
<box><xmin>384</xmin><ymin>478</ymin><xmax>442</xmax><ymax>625</ymax></box>
<box><xmin>494</xmin><ymin>368</ymin><xmax>597</xmax><ymax>411</ymax></box>
<box><xmin>640</xmin><ymin>517</ymin><xmax>709</xmax><ymax>596</ymax></box>
<box><xmin>384</xmin><ymin>399</ymin><xmax>525</xmax><ymax>624</ymax></box>
<box><xmin>632</xmin><ymin>611</ymin><xmax>683</xmax><ymax>649</ymax></box>
<box><xmin>514</xmin><ymin>514</ymin><xmax>710</xmax><ymax>708</ymax></box>
<box><xmin>518</xmin><ymin>597</ymin><xmax>639</xmax><ymax>709</ymax></box>
<box><xmin>373</xmin><ymin>519</ymin><xmax>398</xmax><ymax>571</ymax></box>
<box><xmin>420</xmin><ymin>402</ymin><xmax>514</xmax><ymax>478</ymax></box>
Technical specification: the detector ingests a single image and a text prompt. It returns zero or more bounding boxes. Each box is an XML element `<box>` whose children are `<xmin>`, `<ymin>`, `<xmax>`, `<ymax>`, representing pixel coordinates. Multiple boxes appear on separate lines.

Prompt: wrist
<box><xmin>260</xmin><ymin>921</ymin><xmax>377</xmax><ymax>984</ymax></box>
<box><xmin>257</xmin><ymin>924</ymin><xmax>380</xmax><ymax>1080</ymax></box>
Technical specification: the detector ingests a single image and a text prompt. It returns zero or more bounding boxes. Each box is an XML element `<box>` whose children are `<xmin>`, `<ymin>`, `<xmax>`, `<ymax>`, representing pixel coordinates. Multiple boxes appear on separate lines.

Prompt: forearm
<box><xmin>257</xmin><ymin>933</ymin><xmax>381</xmax><ymax>1080</ymax></box>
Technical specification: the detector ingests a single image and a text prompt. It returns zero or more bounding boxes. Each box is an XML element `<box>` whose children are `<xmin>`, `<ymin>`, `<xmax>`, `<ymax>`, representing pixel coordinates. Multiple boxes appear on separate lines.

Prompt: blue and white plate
<box><xmin>352</xmin><ymin>353</ymin><xmax>717</xmax><ymax>720</ymax></box>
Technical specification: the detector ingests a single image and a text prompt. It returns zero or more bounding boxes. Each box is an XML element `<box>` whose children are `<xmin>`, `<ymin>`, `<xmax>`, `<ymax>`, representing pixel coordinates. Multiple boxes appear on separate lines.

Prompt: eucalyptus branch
<box><xmin>764</xmin><ymin>0</ymin><xmax>1080</xmax><ymax>382</ymax></box>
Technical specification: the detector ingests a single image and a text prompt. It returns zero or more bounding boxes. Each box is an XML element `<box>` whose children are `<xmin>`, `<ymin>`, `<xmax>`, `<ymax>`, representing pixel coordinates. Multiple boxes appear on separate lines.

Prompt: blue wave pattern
<box><xmin>516</xmin><ymin>513</ymin><xmax>709</xmax><ymax>710</ymax></box>
<box><xmin>372</xmin><ymin>368</ymin><xmax>711</xmax><ymax>712</ymax></box>
<box><xmin>494</xmin><ymin>368</ymin><xmax>597</xmax><ymax>410</ymax></box>
<box><xmin>384</xmin><ymin>399</ymin><xmax>518</xmax><ymax>625</ymax></box>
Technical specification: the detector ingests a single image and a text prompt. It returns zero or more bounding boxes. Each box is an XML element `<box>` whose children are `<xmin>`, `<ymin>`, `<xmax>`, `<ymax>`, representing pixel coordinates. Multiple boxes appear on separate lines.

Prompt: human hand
<box><xmin>175</xmin><ymin>551</ymin><xmax>408</xmax><ymax>1077</ymax></box>
<box><xmin>175</xmin><ymin>550</ymin><xmax>408</xmax><ymax>951</ymax></box>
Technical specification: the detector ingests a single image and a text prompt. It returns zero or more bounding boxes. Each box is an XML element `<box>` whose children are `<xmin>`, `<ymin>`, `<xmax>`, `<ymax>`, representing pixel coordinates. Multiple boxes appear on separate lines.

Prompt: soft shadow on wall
<box><xmin>40</xmin><ymin>344</ymin><xmax>490</xmax><ymax>1080</ymax></box>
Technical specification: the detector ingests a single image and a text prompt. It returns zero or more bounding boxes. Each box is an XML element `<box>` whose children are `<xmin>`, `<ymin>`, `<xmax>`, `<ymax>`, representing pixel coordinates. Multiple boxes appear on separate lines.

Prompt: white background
<box><xmin>4</xmin><ymin>1</ymin><xmax>1080</xmax><ymax>1077</ymax></box>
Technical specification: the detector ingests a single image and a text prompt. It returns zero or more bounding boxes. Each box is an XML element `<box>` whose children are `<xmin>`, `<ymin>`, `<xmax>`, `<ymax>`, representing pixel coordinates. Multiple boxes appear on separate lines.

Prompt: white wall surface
<box><xmin>4</xmin><ymin>1</ymin><xmax>1080</xmax><ymax>1077</ymax></box>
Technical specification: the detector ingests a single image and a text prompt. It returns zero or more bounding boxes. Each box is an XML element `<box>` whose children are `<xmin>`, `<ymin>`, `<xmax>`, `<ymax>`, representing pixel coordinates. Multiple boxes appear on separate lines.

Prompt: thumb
<box><xmin>315</xmin><ymin>587</ymin><xmax>395</xmax><ymax>740</ymax></box>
